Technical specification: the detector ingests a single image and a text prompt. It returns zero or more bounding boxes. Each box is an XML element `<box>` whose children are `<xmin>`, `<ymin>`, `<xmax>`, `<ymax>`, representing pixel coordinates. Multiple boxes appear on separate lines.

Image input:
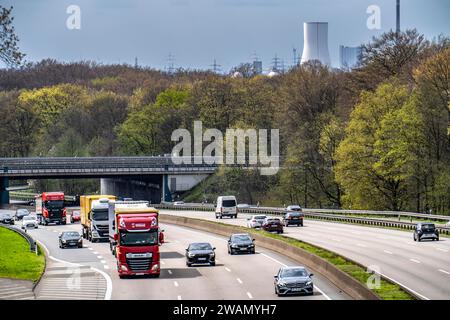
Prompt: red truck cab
<box><xmin>35</xmin><ymin>192</ymin><xmax>67</xmax><ymax>225</ymax></box>
<box><xmin>110</xmin><ymin>206</ymin><xmax>164</xmax><ymax>278</ymax></box>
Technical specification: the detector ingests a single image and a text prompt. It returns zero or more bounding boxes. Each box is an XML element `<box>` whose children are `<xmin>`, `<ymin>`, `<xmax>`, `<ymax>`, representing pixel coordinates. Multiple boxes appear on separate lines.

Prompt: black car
<box><xmin>59</xmin><ymin>231</ymin><xmax>83</xmax><ymax>248</ymax></box>
<box><xmin>0</xmin><ymin>213</ymin><xmax>14</xmax><ymax>225</ymax></box>
<box><xmin>414</xmin><ymin>223</ymin><xmax>439</xmax><ymax>242</ymax></box>
<box><xmin>15</xmin><ymin>209</ymin><xmax>30</xmax><ymax>221</ymax></box>
<box><xmin>185</xmin><ymin>242</ymin><xmax>216</xmax><ymax>267</ymax></box>
<box><xmin>283</xmin><ymin>212</ymin><xmax>304</xmax><ymax>227</ymax></box>
<box><xmin>228</xmin><ymin>233</ymin><xmax>255</xmax><ymax>254</ymax></box>
<box><xmin>274</xmin><ymin>266</ymin><xmax>314</xmax><ymax>296</ymax></box>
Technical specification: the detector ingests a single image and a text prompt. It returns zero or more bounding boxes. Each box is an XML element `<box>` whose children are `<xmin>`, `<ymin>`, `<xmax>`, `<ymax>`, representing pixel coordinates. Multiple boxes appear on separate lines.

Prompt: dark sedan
<box><xmin>414</xmin><ymin>223</ymin><xmax>439</xmax><ymax>242</ymax></box>
<box><xmin>283</xmin><ymin>212</ymin><xmax>304</xmax><ymax>227</ymax></box>
<box><xmin>15</xmin><ymin>209</ymin><xmax>30</xmax><ymax>221</ymax></box>
<box><xmin>0</xmin><ymin>213</ymin><xmax>14</xmax><ymax>225</ymax></box>
<box><xmin>262</xmin><ymin>218</ymin><xmax>284</xmax><ymax>234</ymax></box>
<box><xmin>186</xmin><ymin>243</ymin><xmax>216</xmax><ymax>267</ymax></box>
<box><xmin>228</xmin><ymin>233</ymin><xmax>255</xmax><ymax>254</ymax></box>
<box><xmin>274</xmin><ymin>266</ymin><xmax>314</xmax><ymax>296</ymax></box>
<box><xmin>59</xmin><ymin>231</ymin><xmax>83</xmax><ymax>248</ymax></box>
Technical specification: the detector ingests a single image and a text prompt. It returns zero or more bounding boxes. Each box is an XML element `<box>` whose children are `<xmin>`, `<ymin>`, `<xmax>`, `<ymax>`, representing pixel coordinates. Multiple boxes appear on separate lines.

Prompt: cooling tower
<box><xmin>301</xmin><ymin>22</ymin><xmax>331</xmax><ymax>67</ymax></box>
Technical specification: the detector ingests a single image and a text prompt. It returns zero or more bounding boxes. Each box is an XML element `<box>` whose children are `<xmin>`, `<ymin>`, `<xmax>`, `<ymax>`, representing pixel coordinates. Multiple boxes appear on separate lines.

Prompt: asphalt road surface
<box><xmin>0</xmin><ymin>209</ymin><xmax>349</xmax><ymax>300</ymax></box>
<box><xmin>162</xmin><ymin>209</ymin><xmax>450</xmax><ymax>300</ymax></box>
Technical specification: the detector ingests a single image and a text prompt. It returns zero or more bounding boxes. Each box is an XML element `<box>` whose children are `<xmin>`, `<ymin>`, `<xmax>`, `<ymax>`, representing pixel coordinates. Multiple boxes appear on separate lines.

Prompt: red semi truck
<box><xmin>108</xmin><ymin>201</ymin><xmax>164</xmax><ymax>278</ymax></box>
<box><xmin>35</xmin><ymin>192</ymin><xmax>67</xmax><ymax>225</ymax></box>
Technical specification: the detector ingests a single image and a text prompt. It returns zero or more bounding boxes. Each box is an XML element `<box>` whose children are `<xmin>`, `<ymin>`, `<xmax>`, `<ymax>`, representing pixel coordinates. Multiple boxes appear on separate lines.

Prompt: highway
<box><xmin>0</xmin><ymin>209</ymin><xmax>349</xmax><ymax>300</ymax></box>
<box><xmin>162</xmin><ymin>209</ymin><xmax>450</xmax><ymax>300</ymax></box>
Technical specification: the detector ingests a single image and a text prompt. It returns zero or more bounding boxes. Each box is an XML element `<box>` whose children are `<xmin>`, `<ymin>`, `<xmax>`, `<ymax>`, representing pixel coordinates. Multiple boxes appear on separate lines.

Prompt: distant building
<box><xmin>301</xmin><ymin>22</ymin><xmax>331</xmax><ymax>67</ymax></box>
<box><xmin>339</xmin><ymin>45</ymin><xmax>362</xmax><ymax>69</ymax></box>
<box><xmin>252</xmin><ymin>60</ymin><xmax>263</xmax><ymax>75</ymax></box>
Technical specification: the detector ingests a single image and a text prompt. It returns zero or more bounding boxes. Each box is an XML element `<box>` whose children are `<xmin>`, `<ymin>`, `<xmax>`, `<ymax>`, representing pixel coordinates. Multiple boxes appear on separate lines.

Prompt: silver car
<box><xmin>22</xmin><ymin>215</ymin><xmax>38</xmax><ymax>229</ymax></box>
<box><xmin>247</xmin><ymin>215</ymin><xmax>267</xmax><ymax>228</ymax></box>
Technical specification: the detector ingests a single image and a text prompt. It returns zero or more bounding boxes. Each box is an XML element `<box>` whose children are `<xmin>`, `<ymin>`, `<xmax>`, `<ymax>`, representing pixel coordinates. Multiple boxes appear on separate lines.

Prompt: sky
<box><xmin>2</xmin><ymin>0</ymin><xmax>450</xmax><ymax>71</ymax></box>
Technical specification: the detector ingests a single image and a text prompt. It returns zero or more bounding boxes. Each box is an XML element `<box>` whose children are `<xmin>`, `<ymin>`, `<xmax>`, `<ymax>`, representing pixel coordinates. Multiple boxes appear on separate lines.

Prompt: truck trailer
<box><xmin>80</xmin><ymin>195</ymin><xmax>116</xmax><ymax>242</ymax></box>
<box><xmin>108</xmin><ymin>200</ymin><xmax>164</xmax><ymax>278</ymax></box>
<box><xmin>35</xmin><ymin>192</ymin><xmax>67</xmax><ymax>225</ymax></box>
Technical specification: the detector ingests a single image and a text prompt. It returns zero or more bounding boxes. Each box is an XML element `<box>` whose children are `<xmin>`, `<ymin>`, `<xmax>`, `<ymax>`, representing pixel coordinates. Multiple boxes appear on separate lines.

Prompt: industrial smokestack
<box><xmin>301</xmin><ymin>22</ymin><xmax>331</xmax><ymax>67</ymax></box>
<box><xmin>396</xmin><ymin>0</ymin><xmax>400</xmax><ymax>33</ymax></box>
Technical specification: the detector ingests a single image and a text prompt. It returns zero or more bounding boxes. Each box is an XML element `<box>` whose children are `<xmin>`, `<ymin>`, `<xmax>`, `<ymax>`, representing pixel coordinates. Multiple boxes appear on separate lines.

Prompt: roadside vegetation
<box><xmin>0</xmin><ymin>227</ymin><xmax>45</xmax><ymax>282</ymax></box>
<box><xmin>0</xmin><ymin>7</ymin><xmax>449</xmax><ymax>214</ymax></box>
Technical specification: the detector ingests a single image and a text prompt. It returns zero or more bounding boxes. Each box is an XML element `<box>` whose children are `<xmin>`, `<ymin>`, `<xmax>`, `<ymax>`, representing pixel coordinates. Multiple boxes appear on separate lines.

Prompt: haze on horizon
<box><xmin>2</xmin><ymin>0</ymin><xmax>449</xmax><ymax>71</ymax></box>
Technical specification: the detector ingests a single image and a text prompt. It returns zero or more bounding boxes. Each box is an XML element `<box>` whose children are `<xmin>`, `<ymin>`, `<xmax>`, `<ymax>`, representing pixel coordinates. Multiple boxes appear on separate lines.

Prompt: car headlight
<box><xmin>249</xmin><ymin>244</ymin><xmax>254</xmax><ymax>247</ymax></box>
<box><xmin>188</xmin><ymin>253</ymin><xmax>195</xmax><ymax>258</ymax></box>
<box><xmin>78</xmin><ymin>238</ymin><xmax>82</xmax><ymax>242</ymax></box>
<box><xmin>151</xmin><ymin>264</ymin><xmax>160</xmax><ymax>271</ymax></box>
<box><xmin>306</xmin><ymin>281</ymin><xmax>312</xmax><ymax>286</ymax></box>
<box><xmin>62</xmin><ymin>240</ymin><xmax>67</xmax><ymax>243</ymax></box>
<box><xmin>209</xmin><ymin>252</ymin><xmax>215</xmax><ymax>257</ymax></box>
<box><xmin>231</xmin><ymin>244</ymin><xmax>238</xmax><ymax>248</ymax></box>
<box><xmin>278</xmin><ymin>281</ymin><xmax>287</xmax><ymax>287</ymax></box>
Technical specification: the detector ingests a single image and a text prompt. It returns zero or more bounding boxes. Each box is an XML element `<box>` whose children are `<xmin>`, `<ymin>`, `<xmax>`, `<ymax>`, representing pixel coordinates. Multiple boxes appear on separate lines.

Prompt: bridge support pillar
<box><xmin>0</xmin><ymin>176</ymin><xmax>10</xmax><ymax>208</ymax></box>
<box><xmin>161</xmin><ymin>175</ymin><xmax>172</xmax><ymax>203</ymax></box>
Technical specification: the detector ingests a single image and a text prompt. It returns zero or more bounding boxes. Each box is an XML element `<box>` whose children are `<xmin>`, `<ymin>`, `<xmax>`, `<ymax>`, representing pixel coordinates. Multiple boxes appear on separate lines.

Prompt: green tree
<box><xmin>0</xmin><ymin>6</ymin><xmax>24</xmax><ymax>66</ymax></box>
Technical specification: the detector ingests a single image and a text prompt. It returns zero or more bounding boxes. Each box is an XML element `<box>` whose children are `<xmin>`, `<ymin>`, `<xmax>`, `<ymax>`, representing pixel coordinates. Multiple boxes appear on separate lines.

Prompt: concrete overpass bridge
<box><xmin>0</xmin><ymin>157</ymin><xmax>217</xmax><ymax>206</ymax></box>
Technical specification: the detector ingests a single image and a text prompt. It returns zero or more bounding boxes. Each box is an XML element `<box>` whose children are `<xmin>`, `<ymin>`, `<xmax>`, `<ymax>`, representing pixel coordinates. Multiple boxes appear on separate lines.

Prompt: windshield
<box><xmin>288</xmin><ymin>206</ymin><xmax>301</xmax><ymax>211</ymax></box>
<box><xmin>189</xmin><ymin>243</ymin><xmax>212</xmax><ymax>251</ymax></box>
<box><xmin>288</xmin><ymin>213</ymin><xmax>302</xmax><ymax>217</ymax></box>
<box><xmin>63</xmin><ymin>232</ymin><xmax>80</xmax><ymax>238</ymax></box>
<box><xmin>422</xmin><ymin>224</ymin><xmax>435</xmax><ymax>231</ymax></box>
<box><xmin>17</xmin><ymin>210</ymin><xmax>29</xmax><ymax>215</ymax></box>
<box><xmin>254</xmin><ymin>216</ymin><xmax>266</xmax><ymax>220</ymax></box>
<box><xmin>223</xmin><ymin>200</ymin><xmax>236</xmax><ymax>207</ymax></box>
<box><xmin>231</xmin><ymin>235</ymin><xmax>251</xmax><ymax>242</ymax></box>
<box><xmin>0</xmin><ymin>214</ymin><xmax>11</xmax><ymax>218</ymax></box>
<box><xmin>120</xmin><ymin>229</ymin><xmax>158</xmax><ymax>246</ymax></box>
<box><xmin>23</xmin><ymin>216</ymin><xmax>34</xmax><ymax>221</ymax></box>
<box><xmin>92</xmin><ymin>209</ymin><xmax>108</xmax><ymax>221</ymax></box>
<box><xmin>45</xmin><ymin>200</ymin><xmax>64</xmax><ymax>209</ymax></box>
<box><xmin>281</xmin><ymin>268</ymin><xmax>308</xmax><ymax>278</ymax></box>
<box><xmin>267</xmin><ymin>219</ymin><xmax>280</xmax><ymax>223</ymax></box>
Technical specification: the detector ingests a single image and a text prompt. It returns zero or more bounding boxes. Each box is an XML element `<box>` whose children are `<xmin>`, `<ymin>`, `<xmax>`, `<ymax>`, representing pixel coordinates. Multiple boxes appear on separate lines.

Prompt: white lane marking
<box><xmin>260</xmin><ymin>252</ymin><xmax>331</xmax><ymax>300</ymax></box>
<box><xmin>36</xmin><ymin>239</ymin><xmax>113</xmax><ymax>300</ymax></box>
<box><xmin>168</xmin><ymin>270</ymin><xmax>173</xmax><ymax>275</ymax></box>
<box><xmin>88</xmin><ymin>248</ymin><xmax>93</xmax><ymax>251</ymax></box>
<box><xmin>436</xmin><ymin>248</ymin><xmax>448</xmax><ymax>253</ymax></box>
<box><xmin>53</xmin><ymin>230</ymin><xmax>57</xmax><ymax>233</ymax></box>
<box><xmin>225</xmin><ymin>267</ymin><xmax>231</xmax><ymax>272</ymax></box>
<box><xmin>160</xmin><ymin>260</ymin><xmax>165</xmax><ymax>265</ymax></box>
<box><xmin>100</xmin><ymin>260</ymin><xmax>106</xmax><ymax>264</ymax></box>
<box><xmin>351</xmin><ymin>231</ymin><xmax>362</xmax><ymax>235</ymax></box>
<box><xmin>374</xmin><ymin>271</ymin><xmax>430</xmax><ymax>300</ymax></box>
<box><xmin>177</xmin><ymin>295</ymin><xmax>182</xmax><ymax>300</ymax></box>
<box><xmin>83</xmin><ymin>245</ymin><xmax>88</xmax><ymax>248</ymax></box>
<box><xmin>174</xmin><ymin>281</ymin><xmax>179</xmax><ymax>287</ymax></box>
<box><xmin>383</xmin><ymin>250</ymin><xmax>393</xmax><ymax>255</ymax></box>
<box><xmin>215</xmin><ymin>259</ymin><xmax>220</xmax><ymax>263</ymax></box>
<box><xmin>356</xmin><ymin>243</ymin><xmax>367</xmax><ymax>248</ymax></box>
<box><xmin>247</xmin><ymin>292</ymin><xmax>253</xmax><ymax>299</ymax></box>
<box><xmin>103</xmin><ymin>265</ymin><xmax>110</xmax><ymax>270</ymax></box>
<box><xmin>236</xmin><ymin>278</ymin><xmax>243</xmax><ymax>284</ymax></box>
<box><xmin>410</xmin><ymin>259</ymin><xmax>421</xmax><ymax>264</ymax></box>
<box><xmin>97</xmin><ymin>255</ymin><xmax>103</xmax><ymax>259</ymax></box>
<box><xmin>93</xmin><ymin>251</ymin><xmax>99</xmax><ymax>255</ymax></box>
<box><xmin>438</xmin><ymin>269</ymin><xmax>450</xmax><ymax>275</ymax></box>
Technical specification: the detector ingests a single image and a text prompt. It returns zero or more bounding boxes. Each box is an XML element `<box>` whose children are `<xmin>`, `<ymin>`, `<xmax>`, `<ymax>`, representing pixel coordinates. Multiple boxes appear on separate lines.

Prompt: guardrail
<box><xmin>1</xmin><ymin>225</ymin><xmax>37</xmax><ymax>253</ymax></box>
<box><xmin>153</xmin><ymin>203</ymin><xmax>450</xmax><ymax>236</ymax></box>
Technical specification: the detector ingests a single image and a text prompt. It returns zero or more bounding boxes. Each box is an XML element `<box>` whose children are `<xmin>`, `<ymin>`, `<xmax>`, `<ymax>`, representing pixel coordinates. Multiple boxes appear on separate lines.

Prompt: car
<box><xmin>446</xmin><ymin>220</ymin><xmax>450</xmax><ymax>227</ymax></box>
<box><xmin>215</xmin><ymin>196</ymin><xmax>238</xmax><ymax>219</ymax></box>
<box><xmin>413</xmin><ymin>223</ymin><xmax>439</xmax><ymax>242</ymax></box>
<box><xmin>228</xmin><ymin>233</ymin><xmax>255</xmax><ymax>254</ymax></box>
<box><xmin>0</xmin><ymin>213</ymin><xmax>14</xmax><ymax>225</ymax></box>
<box><xmin>286</xmin><ymin>205</ymin><xmax>303</xmax><ymax>212</ymax></box>
<box><xmin>59</xmin><ymin>231</ymin><xmax>83</xmax><ymax>248</ymax></box>
<box><xmin>274</xmin><ymin>266</ymin><xmax>314</xmax><ymax>296</ymax></box>
<box><xmin>247</xmin><ymin>215</ymin><xmax>267</xmax><ymax>228</ymax></box>
<box><xmin>70</xmin><ymin>210</ymin><xmax>81</xmax><ymax>223</ymax></box>
<box><xmin>262</xmin><ymin>217</ymin><xmax>284</xmax><ymax>234</ymax></box>
<box><xmin>173</xmin><ymin>201</ymin><xmax>185</xmax><ymax>206</ymax></box>
<box><xmin>283</xmin><ymin>211</ymin><xmax>304</xmax><ymax>227</ymax></box>
<box><xmin>237</xmin><ymin>204</ymin><xmax>250</xmax><ymax>209</ymax></box>
<box><xmin>185</xmin><ymin>242</ymin><xmax>216</xmax><ymax>267</ymax></box>
<box><xmin>15</xmin><ymin>209</ymin><xmax>30</xmax><ymax>221</ymax></box>
<box><xmin>21</xmin><ymin>215</ymin><xmax>38</xmax><ymax>229</ymax></box>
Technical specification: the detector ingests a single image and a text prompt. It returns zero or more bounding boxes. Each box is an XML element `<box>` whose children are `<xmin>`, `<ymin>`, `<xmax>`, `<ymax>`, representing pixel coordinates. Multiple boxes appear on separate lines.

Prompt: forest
<box><xmin>0</xmin><ymin>29</ymin><xmax>449</xmax><ymax>214</ymax></box>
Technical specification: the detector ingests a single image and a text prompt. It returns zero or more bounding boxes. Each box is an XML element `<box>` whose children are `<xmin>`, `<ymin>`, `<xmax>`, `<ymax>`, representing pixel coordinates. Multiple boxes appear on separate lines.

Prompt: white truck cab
<box><xmin>215</xmin><ymin>196</ymin><xmax>238</xmax><ymax>219</ymax></box>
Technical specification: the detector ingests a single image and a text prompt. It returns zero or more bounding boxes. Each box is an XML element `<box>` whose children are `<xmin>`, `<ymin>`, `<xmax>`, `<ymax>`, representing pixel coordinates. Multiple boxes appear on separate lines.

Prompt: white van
<box><xmin>215</xmin><ymin>196</ymin><xmax>238</xmax><ymax>219</ymax></box>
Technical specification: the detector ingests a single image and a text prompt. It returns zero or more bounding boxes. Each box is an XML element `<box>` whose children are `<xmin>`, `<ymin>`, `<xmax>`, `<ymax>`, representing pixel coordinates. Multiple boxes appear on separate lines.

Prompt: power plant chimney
<box><xmin>396</xmin><ymin>0</ymin><xmax>400</xmax><ymax>33</ymax></box>
<box><xmin>301</xmin><ymin>22</ymin><xmax>331</xmax><ymax>67</ymax></box>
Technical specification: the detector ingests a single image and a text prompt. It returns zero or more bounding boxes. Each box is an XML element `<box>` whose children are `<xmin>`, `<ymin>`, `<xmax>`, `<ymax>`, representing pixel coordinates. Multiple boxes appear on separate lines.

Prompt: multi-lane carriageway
<box><xmin>0</xmin><ymin>209</ymin><xmax>348</xmax><ymax>300</ymax></box>
<box><xmin>2</xmin><ymin>208</ymin><xmax>450</xmax><ymax>300</ymax></box>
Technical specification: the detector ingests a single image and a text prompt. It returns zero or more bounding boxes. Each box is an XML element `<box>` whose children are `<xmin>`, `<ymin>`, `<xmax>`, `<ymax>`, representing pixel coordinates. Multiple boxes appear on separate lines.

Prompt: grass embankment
<box><xmin>211</xmin><ymin>221</ymin><xmax>414</xmax><ymax>300</ymax></box>
<box><xmin>0</xmin><ymin>227</ymin><xmax>45</xmax><ymax>282</ymax></box>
